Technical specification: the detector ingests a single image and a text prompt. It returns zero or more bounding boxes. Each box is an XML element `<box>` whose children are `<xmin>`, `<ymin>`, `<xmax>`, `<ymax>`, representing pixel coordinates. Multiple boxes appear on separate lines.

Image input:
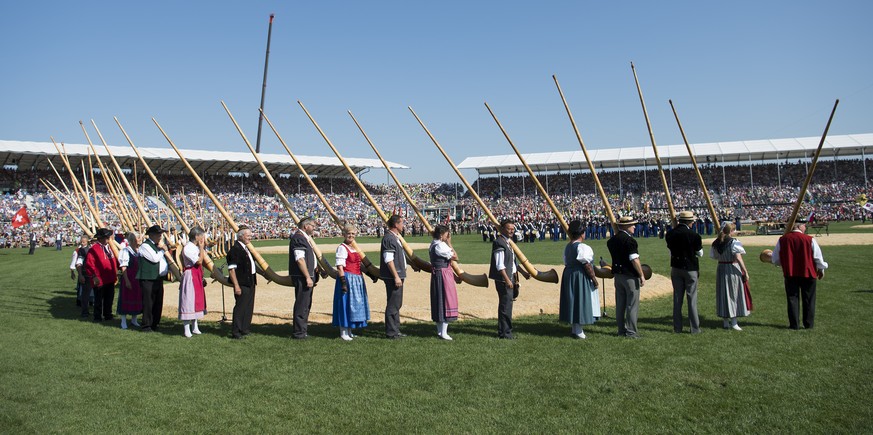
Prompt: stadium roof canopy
<box><xmin>0</xmin><ymin>140</ymin><xmax>407</xmax><ymax>177</ymax></box>
<box><xmin>458</xmin><ymin>133</ymin><xmax>873</xmax><ymax>175</ymax></box>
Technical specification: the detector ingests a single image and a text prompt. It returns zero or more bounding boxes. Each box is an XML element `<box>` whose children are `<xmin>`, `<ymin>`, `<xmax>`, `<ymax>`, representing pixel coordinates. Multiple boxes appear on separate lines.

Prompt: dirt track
<box><xmin>162</xmin><ymin>233</ymin><xmax>873</xmax><ymax>327</ymax></box>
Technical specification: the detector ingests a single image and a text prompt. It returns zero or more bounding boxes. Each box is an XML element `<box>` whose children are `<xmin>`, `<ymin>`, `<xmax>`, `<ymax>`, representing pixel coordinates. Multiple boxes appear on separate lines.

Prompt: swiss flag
<box><xmin>11</xmin><ymin>207</ymin><xmax>30</xmax><ymax>229</ymax></box>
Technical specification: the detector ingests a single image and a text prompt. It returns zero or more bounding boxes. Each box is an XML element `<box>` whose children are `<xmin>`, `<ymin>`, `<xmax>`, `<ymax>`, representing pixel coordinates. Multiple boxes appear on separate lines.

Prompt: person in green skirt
<box><xmin>559</xmin><ymin>220</ymin><xmax>601</xmax><ymax>339</ymax></box>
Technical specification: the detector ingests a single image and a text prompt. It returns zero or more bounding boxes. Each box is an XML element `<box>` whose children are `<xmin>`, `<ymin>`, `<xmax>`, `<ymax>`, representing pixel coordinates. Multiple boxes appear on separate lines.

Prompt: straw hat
<box><xmin>617</xmin><ymin>215</ymin><xmax>637</xmax><ymax>226</ymax></box>
<box><xmin>677</xmin><ymin>210</ymin><xmax>695</xmax><ymax>222</ymax></box>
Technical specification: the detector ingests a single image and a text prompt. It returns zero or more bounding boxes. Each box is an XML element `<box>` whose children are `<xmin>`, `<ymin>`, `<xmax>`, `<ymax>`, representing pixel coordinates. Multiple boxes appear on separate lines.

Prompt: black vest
<box><xmin>488</xmin><ymin>235</ymin><xmax>515</xmax><ymax>281</ymax></box>
<box><xmin>665</xmin><ymin>224</ymin><xmax>702</xmax><ymax>271</ymax></box>
<box><xmin>607</xmin><ymin>231</ymin><xmax>639</xmax><ymax>277</ymax></box>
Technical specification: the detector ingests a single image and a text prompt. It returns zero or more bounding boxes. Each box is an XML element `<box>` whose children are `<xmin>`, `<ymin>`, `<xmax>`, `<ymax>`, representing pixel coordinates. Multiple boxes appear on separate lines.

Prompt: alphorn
<box><xmin>220</xmin><ymin>102</ymin><xmax>340</xmax><ymax>280</ymax></box>
<box><xmin>484</xmin><ymin>102</ymin><xmax>612</xmax><ymax>279</ymax></box>
<box><xmin>298</xmin><ymin>101</ymin><xmax>434</xmax><ymax>274</ymax></box>
<box><xmin>631</xmin><ymin>62</ymin><xmax>677</xmax><ymax>226</ymax></box>
<box><xmin>761</xmin><ymin>100</ymin><xmax>839</xmax><ymax>263</ymax></box>
<box><xmin>41</xmin><ymin>179</ymin><xmax>99</xmax><ymax>242</ymax></box>
<box><xmin>669</xmin><ymin>100</ymin><xmax>720</xmax><ymax>230</ymax></box>
<box><xmin>90</xmin><ymin>119</ymin><xmax>185</xmax><ymax>280</ymax></box>
<box><xmin>349</xmin><ymin>110</ymin><xmax>489</xmax><ymax>288</ymax></box>
<box><xmin>80</xmin><ymin>122</ymin><xmax>139</xmax><ymax>233</ymax></box>
<box><xmin>409</xmin><ymin>106</ymin><xmax>559</xmax><ymax>284</ymax></box>
<box><xmin>114</xmin><ymin>117</ymin><xmax>232</xmax><ymax>286</ymax></box>
<box><xmin>153</xmin><ymin>117</ymin><xmax>296</xmax><ymax>287</ymax></box>
<box><xmin>552</xmin><ymin>75</ymin><xmax>653</xmax><ymax>280</ymax></box>
<box><xmin>259</xmin><ymin>109</ymin><xmax>383</xmax><ymax>280</ymax></box>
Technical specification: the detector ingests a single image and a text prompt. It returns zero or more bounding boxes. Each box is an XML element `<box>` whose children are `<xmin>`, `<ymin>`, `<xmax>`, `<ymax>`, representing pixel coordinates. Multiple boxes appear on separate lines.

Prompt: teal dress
<box><xmin>559</xmin><ymin>241</ymin><xmax>600</xmax><ymax>325</ymax></box>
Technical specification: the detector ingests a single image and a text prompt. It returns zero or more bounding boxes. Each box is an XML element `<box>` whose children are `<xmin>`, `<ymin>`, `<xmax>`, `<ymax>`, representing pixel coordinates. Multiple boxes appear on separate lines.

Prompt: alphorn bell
<box><xmin>152</xmin><ymin>118</ymin><xmax>296</xmax><ymax>287</ymax></box>
<box><xmin>113</xmin><ymin>117</ymin><xmax>231</xmax><ymax>286</ymax></box>
<box><xmin>631</xmin><ymin>62</ymin><xmax>677</xmax><ymax>226</ymax></box>
<box><xmin>257</xmin><ymin>108</ymin><xmax>382</xmax><ymax>281</ymax></box>
<box><xmin>220</xmin><ymin>101</ymin><xmax>340</xmax><ymax>279</ymax></box>
<box><xmin>87</xmin><ymin>119</ymin><xmax>184</xmax><ymax>280</ymax></box>
<box><xmin>484</xmin><ymin>102</ymin><xmax>612</xmax><ymax>279</ymax></box>
<box><xmin>552</xmin><ymin>75</ymin><xmax>652</xmax><ymax>280</ymax></box>
<box><xmin>298</xmin><ymin>101</ymin><xmax>434</xmax><ymax>274</ymax></box>
<box><xmin>409</xmin><ymin>106</ymin><xmax>559</xmax><ymax>284</ymax></box>
<box><xmin>348</xmin><ymin>110</ymin><xmax>489</xmax><ymax>288</ymax></box>
<box><xmin>669</xmin><ymin>100</ymin><xmax>720</xmax><ymax>230</ymax></box>
<box><xmin>760</xmin><ymin>100</ymin><xmax>839</xmax><ymax>263</ymax></box>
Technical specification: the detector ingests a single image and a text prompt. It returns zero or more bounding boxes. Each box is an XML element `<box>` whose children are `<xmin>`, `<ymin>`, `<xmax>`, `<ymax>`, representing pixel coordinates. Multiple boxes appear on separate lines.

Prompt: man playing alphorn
<box><xmin>665</xmin><ymin>210</ymin><xmax>703</xmax><ymax>334</ymax></box>
<box><xmin>381</xmin><ymin>214</ymin><xmax>408</xmax><ymax>339</ymax></box>
<box><xmin>489</xmin><ymin>219</ymin><xmax>531</xmax><ymax>339</ymax></box>
<box><xmin>771</xmin><ymin>218</ymin><xmax>828</xmax><ymax>330</ymax></box>
<box><xmin>289</xmin><ymin>218</ymin><xmax>319</xmax><ymax>340</ymax></box>
<box><xmin>607</xmin><ymin>216</ymin><xmax>646</xmax><ymax>338</ymax></box>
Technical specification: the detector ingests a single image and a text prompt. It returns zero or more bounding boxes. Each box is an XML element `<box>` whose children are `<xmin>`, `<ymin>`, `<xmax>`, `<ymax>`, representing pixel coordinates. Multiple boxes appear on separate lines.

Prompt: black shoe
<box><xmin>80</xmin><ymin>312</ymin><xmax>90</xmax><ymax>318</ymax></box>
<box><xmin>230</xmin><ymin>335</ymin><xmax>245</xmax><ymax>340</ymax></box>
<box><xmin>93</xmin><ymin>317</ymin><xmax>103</xmax><ymax>322</ymax></box>
<box><xmin>292</xmin><ymin>335</ymin><xmax>309</xmax><ymax>340</ymax></box>
<box><xmin>141</xmin><ymin>328</ymin><xmax>154</xmax><ymax>333</ymax></box>
<box><xmin>104</xmin><ymin>316</ymin><xmax>115</xmax><ymax>322</ymax></box>
<box><xmin>386</xmin><ymin>335</ymin><xmax>404</xmax><ymax>340</ymax></box>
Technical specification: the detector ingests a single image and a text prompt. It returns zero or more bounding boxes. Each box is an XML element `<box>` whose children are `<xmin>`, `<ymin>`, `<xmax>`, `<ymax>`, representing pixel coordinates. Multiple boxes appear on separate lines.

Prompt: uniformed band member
<box><xmin>227</xmin><ymin>225</ymin><xmax>257</xmax><ymax>339</ymax></box>
<box><xmin>489</xmin><ymin>219</ymin><xmax>531</xmax><ymax>339</ymax></box>
<box><xmin>772</xmin><ymin>218</ymin><xmax>828</xmax><ymax>329</ymax></box>
<box><xmin>381</xmin><ymin>214</ymin><xmax>408</xmax><ymax>339</ymax></box>
<box><xmin>607</xmin><ymin>216</ymin><xmax>646</xmax><ymax>338</ymax></box>
<box><xmin>289</xmin><ymin>217</ymin><xmax>318</xmax><ymax>339</ymax></box>
<box><xmin>137</xmin><ymin>225</ymin><xmax>171</xmax><ymax>332</ymax></box>
<box><xmin>665</xmin><ymin>211</ymin><xmax>703</xmax><ymax>334</ymax></box>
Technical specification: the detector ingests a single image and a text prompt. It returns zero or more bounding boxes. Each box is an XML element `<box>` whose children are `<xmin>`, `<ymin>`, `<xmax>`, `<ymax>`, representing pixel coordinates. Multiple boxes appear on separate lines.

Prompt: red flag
<box><xmin>11</xmin><ymin>207</ymin><xmax>30</xmax><ymax>229</ymax></box>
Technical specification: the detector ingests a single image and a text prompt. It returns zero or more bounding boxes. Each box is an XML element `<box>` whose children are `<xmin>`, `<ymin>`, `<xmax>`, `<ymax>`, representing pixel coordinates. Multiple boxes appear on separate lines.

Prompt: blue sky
<box><xmin>1</xmin><ymin>1</ymin><xmax>870</xmax><ymax>183</ymax></box>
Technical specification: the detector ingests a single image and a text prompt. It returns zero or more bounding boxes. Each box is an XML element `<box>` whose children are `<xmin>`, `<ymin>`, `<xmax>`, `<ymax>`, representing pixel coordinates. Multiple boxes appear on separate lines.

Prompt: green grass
<box><xmin>1</xmin><ymin>225</ymin><xmax>871</xmax><ymax>433</ymax></box>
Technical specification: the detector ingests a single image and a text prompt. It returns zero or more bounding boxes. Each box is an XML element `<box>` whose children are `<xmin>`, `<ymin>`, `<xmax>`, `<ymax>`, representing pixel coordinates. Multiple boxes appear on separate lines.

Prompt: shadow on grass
<box><xmin>851</xmin><ymin>289</ymin><xmax>873</xmax><ymax>293</ymax></box>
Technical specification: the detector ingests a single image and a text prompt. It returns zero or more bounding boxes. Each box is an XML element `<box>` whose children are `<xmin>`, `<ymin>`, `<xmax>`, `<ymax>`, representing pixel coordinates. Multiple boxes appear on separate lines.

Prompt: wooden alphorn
<box><xmin>258</xmin><ymin>108</ymin><xmax>383</xmax><ymax>281</ymax></box>
<box><xmin>115</xmin><ymin>118</ymin><xmax>231</xmax><ymax>285</ymax></box>
<box><xmin>631</xmin><ymin>62</ymin><xmax>677</xmax><ymax>226</ymax></box>
<box><xmin>298</xmin><ymin>101</ymin><xmax>434</xmax><ymax>274</ymax></box>
<box><xmin>349</xmin><ymin>109</ymin><xmax>489</xmax><ymax>288</ymax></box>
<box><xmin>761</xmin><ymin>100</ymin><xmax>839</xmax><ymax>263</ymax></box>
<box><xmin>669</xmin><ymin>100</ymin><xmax>720</xmax><ymax>230</ymax></box>
<box><xmin>153</xmin><ymin>118</ymin><xmax>296</xmax><ymax>286</ymax></box>
<box><xmin>220</xmin><ymin>102</ymin><xmax>339</xmax><ymax>279</ymax></box>
<box><xmin>409</xmin><ymin>106</ymin><xmax>559</xmax><ymax>284</ymax></box>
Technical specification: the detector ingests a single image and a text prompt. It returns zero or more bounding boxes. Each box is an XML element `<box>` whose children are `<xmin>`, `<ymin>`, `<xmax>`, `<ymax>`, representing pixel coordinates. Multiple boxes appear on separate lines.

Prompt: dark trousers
<box><xmin>384</xmin><ymin>279</ymin><xmax>404</xmax><ymax>337</ymax></box>
<box><xmin>92</xmin><ymin>283</ymin><xmax>115</xmax><ymax>320</ymax></box>
<box><xmin>292</xmin><ymin>277</ymin><xmax>314</xmax><ymax>338</ymax></box>
<box><xmin>78</xmin><ymin>281</ymin><xmax>93</xmax><ymax>316</ymax></box>
<box><xmin>614</xmin><ymin>273</ymin><xmax>641</xmax><ymax>337</ymax></box>
<box><xmin>28</xmin><ymin>241</ymin><xmax>35</xmax><ymax>255</ymax></box>
<box><xmin>785</xmin><ymin>277</ymin><xmax>816</xmax><ymax>329</ymax></box>
<box><xmin>671</xmin><ymin>268</ymin><xmax>700</xmax><ymax>333</ymax></box>
<box><xmin>232</xmin><ymin>284</ymin><xmax>255</xmax><ymax>338</ymax></box>
<box><xmin>139</xmin><ymin>278</ymin><xmax>164</xmax><ymax>331</ymax></box>
<box><xmin>495</xmin><ymin>280</ymin><xmax>514</xmax><ymax>338</ymax></box>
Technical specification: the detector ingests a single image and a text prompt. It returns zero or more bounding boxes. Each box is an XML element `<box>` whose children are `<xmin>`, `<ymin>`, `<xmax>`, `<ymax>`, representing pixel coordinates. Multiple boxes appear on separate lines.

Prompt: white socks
<box><xmin>130</xmin><ymin>316</ymin><xmax>140</xmax><ymax>327</ymax></box>
<box><xmin>183</xmin><ymin>321</ymin><xmax>192</xmax><ymax>338</ymax></box>
<box><xmin>192</xmin><ymin>319</ymin><xmax>201</xmax><ymax>335</ymax></box>
<box><xmin>725</xmin><ymin>318</ymin><xmax>742</xmax><ymax>330</ymax></box>
<box><xmin>120</xmin><ymin>316</ymin><xmax>128</xmax><ymax>330</ymax></box>
<box><xmin>340</xmin><ymin>327</ymin><xmax>352</xmax><ymax>341</ymax></box>
<box><xmin>437</xmin><ymin>322</ymin><xmax>452</xmax><ymax>340</ymax></box>
<box><xmin>571</xmin><ymin>323</ymin><xmax>586</xmax><ymax>339</ymax></box>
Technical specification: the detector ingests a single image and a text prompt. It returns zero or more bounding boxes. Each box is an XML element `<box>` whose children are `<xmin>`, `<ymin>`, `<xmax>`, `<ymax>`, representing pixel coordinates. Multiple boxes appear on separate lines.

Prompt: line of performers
<box><xmin>71</xmin><ymin>210</ymin><xmax>827</xmax><ymax>340</ymax></box>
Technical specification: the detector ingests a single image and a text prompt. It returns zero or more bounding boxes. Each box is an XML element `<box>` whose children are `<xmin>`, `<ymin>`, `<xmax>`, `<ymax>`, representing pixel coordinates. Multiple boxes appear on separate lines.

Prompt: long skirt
<box><xmin>715</xmin><ymin>263</ymin><xmax>750</xmax><ymax>318</ymax></box>
<box><xmin>179</xmin><ymin>266</ymin><xmax>207</xmax><ymax>320</ymax></box>
<box><xmin>559</xmin><ymin>267</ymin><xmax>600</xmax><ymax>325</ymax></box>
<box><xmin>117</xmin><ymin>265</ymin><xmax>142</xmax><ymax>315</ymax></box>
<box><xmin>332</xmin><ymin>273</ymin><xmax>370</xmax><ymax>328</ymax></box>
<box><xmin>430</xmin><ymin>267</ymin><xmax>459</xmax><ymax>322</ymax></box>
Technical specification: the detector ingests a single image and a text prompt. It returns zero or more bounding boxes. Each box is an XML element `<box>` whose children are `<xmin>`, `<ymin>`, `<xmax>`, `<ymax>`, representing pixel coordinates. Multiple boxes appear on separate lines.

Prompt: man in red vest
<box><xmin>771</xmin><ymin>218</ymin><xmax>828</xmax><ymax>329</ymax></box>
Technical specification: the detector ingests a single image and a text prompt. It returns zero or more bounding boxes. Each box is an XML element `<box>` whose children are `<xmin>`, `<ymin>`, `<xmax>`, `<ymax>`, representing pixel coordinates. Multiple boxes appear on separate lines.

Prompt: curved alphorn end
<box><xmin>260</xmin><ymin>266</ymin><xmax>297</xmax><ymax>287</ymax></box>
<box><xmin>459</xmin><ymin>272</ymin><xmax>489</xmax><ymax>288</ymax></box>
<box><xmin>533</xmin><ymin>268</ymin><xmax>560</xmax><ymax>284</ymax></box>
<box><xmin>208</xmin><ymin>266</ymin><xmax>232</xmax><ymax>287</ymax></box>
<box><xmin>759</xmin><ymin>249</ymin><xmax>773</xmax><ymax>264</ymax></box>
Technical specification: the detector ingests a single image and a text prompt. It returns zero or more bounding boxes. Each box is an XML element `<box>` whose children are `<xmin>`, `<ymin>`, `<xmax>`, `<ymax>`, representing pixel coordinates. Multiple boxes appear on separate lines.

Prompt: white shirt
<box><xmin>118</xmin><ymin>245</ymin><xmax>137</xmax><ymax>268</ymax></box>
<box><xmin>227</xmin><ymin>241</ymin><xmax>256</xmax><ymax>275</ymax></box>
<box><xmin>771</xmin><ymin>231</ymin><xmax>829</xmax><ymax>270</ymax></box>
<box><xmin>431</xmin><ymin>240</ymin><xmax>454</xmax><ymax>260</ymax></box>
<box><xmin>138</xmin><ymin>240</ymin><xmax>168</xmax><ymax>276</ymax></box>
<box><xmin>493</xmin><ymin>237</ymin><xmax>516</xmax><ymax>274</ymax></box>
<box><xmin>70</xmin><ymin>250</ymin><xmax>79</xmax><ymax>270</ymax></box>
<box><xmin>182</xmin><ymin>242</ymin><xmax>200</xmax><ymax>267</ymax></box>
<box><xmin>563</xmin><ymin>242</ymin><xmax>594</xmax><ymax>264</ymax></box>
<box><xmin>335</xmin><ymin>243</ymin><xmax>357</xmax><ymax>267</ymax></box>
<box><xmin>709</xmin><ymin>239</ymin><xmax>746</xmax><ymax>259</ymax></box>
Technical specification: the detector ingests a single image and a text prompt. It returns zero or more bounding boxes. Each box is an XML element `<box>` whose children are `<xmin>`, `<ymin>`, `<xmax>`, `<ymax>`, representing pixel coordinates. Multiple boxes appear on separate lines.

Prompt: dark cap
<box><xmin>145</xmin><ymin>225</ymin><xmax>166</xmax><ymax>235</ymax></box>
<box><xmin>95</xmin><ymin>228</ymin><xmax>113</xmax><ymax>239</ymax></box>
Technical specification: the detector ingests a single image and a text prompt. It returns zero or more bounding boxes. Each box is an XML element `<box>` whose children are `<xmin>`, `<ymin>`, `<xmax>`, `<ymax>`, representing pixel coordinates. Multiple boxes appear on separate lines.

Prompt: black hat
<box><xmin>145</xmin><ymin>225</ymin><xmax>166</xmax><ymax>235</ymax></box>
<box><xmin>95</xmin><ymin>228</ymin><xmax>113</xmax><ymax>239</ymax></box>
<box><xmin>568</xmin><ymin>220</ymin><xmax>584</xmax><ymax>236</ymax></box>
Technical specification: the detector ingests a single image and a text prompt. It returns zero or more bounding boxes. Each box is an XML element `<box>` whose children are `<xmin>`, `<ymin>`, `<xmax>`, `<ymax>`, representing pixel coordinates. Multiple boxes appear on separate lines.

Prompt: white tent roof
<box><xmin>0</xmin><ymin>140</ymin><xmax>407</xmax><ymax>177</ymax></box>
<box><xmin>457</xmin><ymin>133</ymin><xmax>873</xmax><ymax>175</ymax></box>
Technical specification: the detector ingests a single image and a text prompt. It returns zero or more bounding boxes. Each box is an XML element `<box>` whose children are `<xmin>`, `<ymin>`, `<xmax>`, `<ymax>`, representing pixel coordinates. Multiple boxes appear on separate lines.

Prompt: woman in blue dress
<box><xmin>559</xmin><ymin>220</ymin><xmax>600</xmax><ymax>339</ymax></box>
<box><xmin>332</xmin><ymin>224</ymin><xmax>370</xmax><ymax>341</ymax></box>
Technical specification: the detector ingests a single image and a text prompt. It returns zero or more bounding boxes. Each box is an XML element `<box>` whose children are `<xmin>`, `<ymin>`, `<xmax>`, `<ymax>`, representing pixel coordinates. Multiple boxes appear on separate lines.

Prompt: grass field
<box><xmin>1</xmin><ymin>222</ymin><xmax>871</xmax><ymax>433</ymax></box>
